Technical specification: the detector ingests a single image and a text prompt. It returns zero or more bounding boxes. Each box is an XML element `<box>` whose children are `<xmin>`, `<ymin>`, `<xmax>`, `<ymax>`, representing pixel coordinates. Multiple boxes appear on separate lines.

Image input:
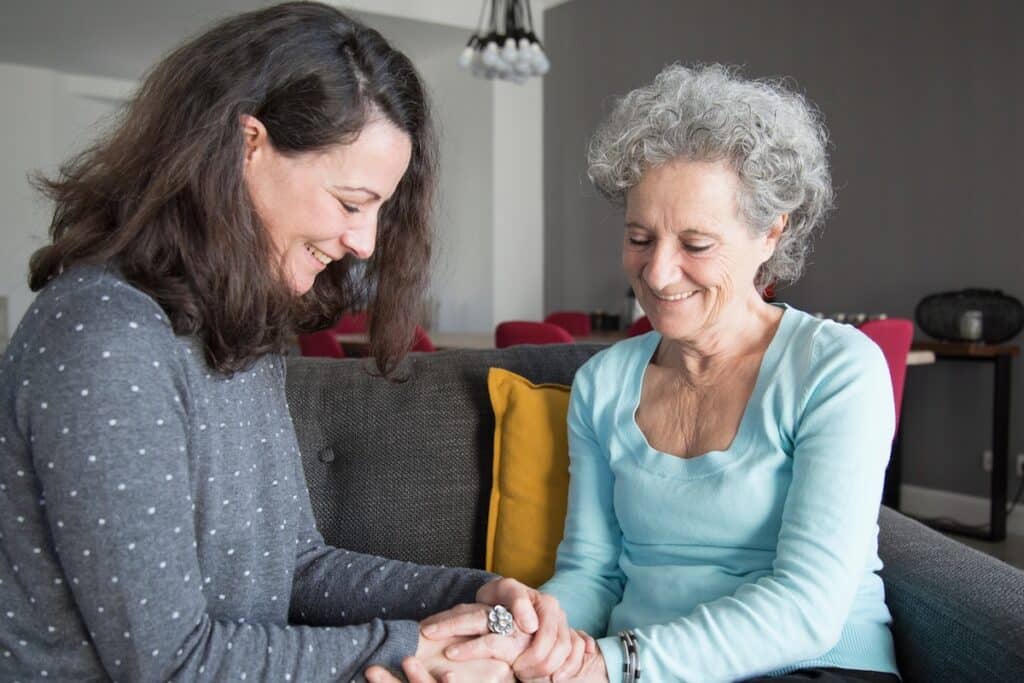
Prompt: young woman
<box><xmin>0</xmin><ymin>3</ymin><xmax>571</xmax><ymax>681</ymax></box>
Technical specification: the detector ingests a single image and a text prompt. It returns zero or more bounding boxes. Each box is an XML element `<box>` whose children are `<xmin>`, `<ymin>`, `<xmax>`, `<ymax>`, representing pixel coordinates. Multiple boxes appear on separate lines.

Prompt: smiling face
<box><xmin>242</xmin><ymin>115</ymin><xmax>413</xmax><ymax>295</ymax></box>
<box><xmin>623</xmin><ymin>158</ymin><xmax>783</xmax><ymax>344</ymax></box>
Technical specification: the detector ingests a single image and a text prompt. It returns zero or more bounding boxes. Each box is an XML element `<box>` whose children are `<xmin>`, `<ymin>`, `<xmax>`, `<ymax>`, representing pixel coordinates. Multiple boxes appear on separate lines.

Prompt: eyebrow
<box><xmin>625</xmin><ymin>221</ymin><xmax>719</xmax><ymax>239</ymax></box>
<box><xmin>333</xmin><ymin>185</ymin><xmax>381</xmax><ymax>201</ymax></box>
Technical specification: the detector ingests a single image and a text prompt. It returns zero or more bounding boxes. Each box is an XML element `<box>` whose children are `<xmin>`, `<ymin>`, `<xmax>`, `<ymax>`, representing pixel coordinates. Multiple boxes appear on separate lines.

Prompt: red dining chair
<box><xmin>411</xmin><ymin>326</ymin><xmax>436</xmax><ymax>352</ymax></box>
<box><xmin>333</xmin><ymin>311</ymin><xmax>369</xmax><ymax>333</ymax></box>
<box><xmin>495</xmin><ymin>321</ymin><xmax>574</xmax><ymax>349</ymax></box>
<box><xmin>543</xmin><ymin>311</ymin><xmax>591</xmax><ymax>338</ymax></box>
<box><xmin>297</xmin><ymin>330</ymin><xmax>346</xmax><ymax>358</ymax></box>
<box><xmin>857</xmin><ymin>318</ymin><xmax>914</xmax><ymax>431</ymax></box>
<box><xmin>858</xmin><ymin>317</ymin><xmax>914</xmax><ymax>510</ymax></box>
<box><xmin>627</xmin><ymin>316</ymin><xmax>653</xmax><ymax>337</ymax></box>
<box><xmin>334</xmin><ymin>311</ymin><xmax>436</xmax><ymax>353</ymax></box>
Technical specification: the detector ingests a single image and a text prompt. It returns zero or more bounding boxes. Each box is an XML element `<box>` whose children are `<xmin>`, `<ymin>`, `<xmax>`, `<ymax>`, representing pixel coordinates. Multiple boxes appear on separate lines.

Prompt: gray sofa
<box><xmin>285</xmin><ymin>345</ymin><xmax>1024</xmax><ymax>682</ymax></box>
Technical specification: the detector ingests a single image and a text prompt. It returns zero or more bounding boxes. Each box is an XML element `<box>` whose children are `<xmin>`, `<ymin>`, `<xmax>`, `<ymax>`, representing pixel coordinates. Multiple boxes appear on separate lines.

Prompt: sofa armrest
<box><xmin>878</xmin><ymin>506</ymin><xmax>1024</xmax><ymax>682</ymax></box>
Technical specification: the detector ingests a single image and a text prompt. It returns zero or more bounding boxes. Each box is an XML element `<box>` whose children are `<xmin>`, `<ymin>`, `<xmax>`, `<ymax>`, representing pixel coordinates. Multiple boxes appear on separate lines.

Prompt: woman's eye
<box><xmin>340</xmin><ymin>201</ymin><xmax>360</xmax><ymax>214</ymax></box>
<box><xmin>684</xmin><ymin>243</ymin><xmax>712</xmax><ymax>253</ymax></box>
<box><xmin>628</xmin><ymin>237</ymin><xmax>651</xmax><ymax>247</ymax></box>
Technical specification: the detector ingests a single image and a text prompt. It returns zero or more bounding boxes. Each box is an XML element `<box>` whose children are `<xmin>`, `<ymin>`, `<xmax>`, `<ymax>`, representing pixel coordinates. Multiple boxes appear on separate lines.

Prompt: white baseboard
<box><xmin>898</xmin><ymin>484</ymin><xmax>1024</xmax><ymax>538</ymax></box>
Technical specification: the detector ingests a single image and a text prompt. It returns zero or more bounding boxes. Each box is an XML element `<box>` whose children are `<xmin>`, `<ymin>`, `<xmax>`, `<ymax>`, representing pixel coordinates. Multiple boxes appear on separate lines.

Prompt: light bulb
<box><xmin>471</xmin><ymin>58</ymin><xmax>486</xmax><ymax>78</ymax></box>
<box><xmin>517</xmin><ymin>40</ymin><xmax>532</xmax><ymax>66</ymax></box>
<box><xmin>481</xmin><ymin>41</ymin><xmax>500</xmax><ymax>68</ymax></box>
<box><xmin>501</xmin><ymin>37</ymin><xmax>518</xmax><ymax>63</ymax></box>
<box><xmin>457</xmin><ymin>46</ymin><xmax>474</xmax><ymax>69</ymax></box>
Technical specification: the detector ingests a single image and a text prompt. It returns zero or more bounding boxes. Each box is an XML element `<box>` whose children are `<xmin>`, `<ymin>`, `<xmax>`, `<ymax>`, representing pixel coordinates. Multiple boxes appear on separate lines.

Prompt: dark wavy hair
<box><xmin>29</xmin><ymin>1</ymin><xmax>435</xmax><ymax>376</ymax></box>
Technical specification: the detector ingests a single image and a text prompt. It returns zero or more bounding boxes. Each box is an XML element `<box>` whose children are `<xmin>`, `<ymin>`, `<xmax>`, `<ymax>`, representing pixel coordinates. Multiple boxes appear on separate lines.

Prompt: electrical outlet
<box><xmin>982</xmin><ymin>449</ymin><xmax>993</xmax><ymax>472</ymax></box>
<box><xmin>1016</xmin><ymin>453</ymin><xmax>1024</xmax><ymax>478</ymax></box>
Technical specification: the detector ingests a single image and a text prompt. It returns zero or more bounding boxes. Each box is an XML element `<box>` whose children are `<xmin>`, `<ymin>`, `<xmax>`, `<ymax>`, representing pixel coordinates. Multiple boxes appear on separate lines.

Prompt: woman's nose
<box><xmin>643</xmin><ymin>243</ymin><xmax>681</xmax><ymax>290</ymax></box>
<box><xmin>341</xmin><ymin>220</ymin><xmax>377</xmax><ymax>260</ymax></box>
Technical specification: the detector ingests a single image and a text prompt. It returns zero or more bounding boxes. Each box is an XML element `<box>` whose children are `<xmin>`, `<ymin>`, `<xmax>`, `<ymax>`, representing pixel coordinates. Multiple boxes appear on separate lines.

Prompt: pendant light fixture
<box><xmin>458</xmin><ymin>0</ymin><xmax>550</xmax><ymax>83</ymax></box>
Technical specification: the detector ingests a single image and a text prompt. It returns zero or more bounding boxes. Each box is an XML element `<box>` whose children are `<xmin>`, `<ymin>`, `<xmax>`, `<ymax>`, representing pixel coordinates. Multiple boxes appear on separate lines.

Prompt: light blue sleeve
<box><xmin>597</xmin><ymin>332</ymin><xmax>896</xmax><ymax>682</ymax></box>
<box><xmin>539</xmin><ymin>359</ymin><xmax>626</xmax><ymax>639</ymax></box>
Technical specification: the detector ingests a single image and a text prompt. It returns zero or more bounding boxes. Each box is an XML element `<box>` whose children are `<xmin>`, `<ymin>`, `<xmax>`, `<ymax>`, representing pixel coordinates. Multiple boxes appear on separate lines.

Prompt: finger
<box><xmin>445</xmin><ymin>633</ymin><xmax>525</xmax><ymax>664</ymax></box>
<box><xmin>508</xmin><ymin>593</ymin><xmax>539</xmax><ymax>634</ymax></box>
<box><xmin>579</xmin><ymin>630</ymin><xmax>597</xmax><ymax>655</ymax></box>
<box><xmin>444</xmin><ymin>659</ymin><xmax>515</xmax><ymax>683</ymax></box>
<box><xmin>401</xmin><ymin>656</ymin><xmax>440</xmax><ymax>683</ymax></box>
<box><xmin>480</xmin><ymin>578</ymin><xmax>539</xmax><ymax>634</ymax></box>
<box><xmin>421</xmin><ymin>602</ymin><xmax>483</xmax><ymax>628</ymax></box>
<box><xmin>421</xmin><ymin>605</ymin><xmax>489</xmax><ymax>639</ymax></box>
<box><xmin>365</xmin><ymin>665</ymin><xmax>404</xmax><ymax>683</ymax></box>
<box><xmin>520</xmin><ymin>619</ymin><xmax>573</xmax><ymax>679</ymax></box>
<box><xmin>551</xmin><ymin>630</ymin><xmax>587</xmax><ymax>682</ymax></box>
<box><xmin>511</xmin><ymin>594</ymin><xmax>560</xmax><ymax>671</ymax></box>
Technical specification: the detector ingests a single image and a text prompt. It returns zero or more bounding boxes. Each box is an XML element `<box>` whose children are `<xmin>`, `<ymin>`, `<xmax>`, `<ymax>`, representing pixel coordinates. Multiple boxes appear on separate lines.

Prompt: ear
<box><xmin>239</xmin><ymin>114</ymin><xmax>269</xmax><ymax>164</ymax></box>
<box><xmin>761</xmin><ymin>213</ymin><xmax>788</xmax><ymax>260</ymax></box>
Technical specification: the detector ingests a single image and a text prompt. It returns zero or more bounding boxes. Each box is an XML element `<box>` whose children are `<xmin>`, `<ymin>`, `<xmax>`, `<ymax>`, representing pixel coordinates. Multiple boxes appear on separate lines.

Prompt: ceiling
<box><xmin>0</xmin><ymin>0</ymin><xmax>573</xmax><ymax>82</ymax></box>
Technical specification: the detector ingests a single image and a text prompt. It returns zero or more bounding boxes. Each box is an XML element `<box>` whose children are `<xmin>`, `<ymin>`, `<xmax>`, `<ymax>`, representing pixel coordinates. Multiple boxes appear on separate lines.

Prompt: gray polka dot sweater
<box><xmin>0</xmin><ymin>265</ymin><xmax>492</xmax><ymax>682</ymax></box>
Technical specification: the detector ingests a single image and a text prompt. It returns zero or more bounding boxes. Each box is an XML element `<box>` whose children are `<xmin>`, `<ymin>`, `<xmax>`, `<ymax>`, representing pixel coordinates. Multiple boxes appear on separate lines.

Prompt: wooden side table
<box><xmin>897</xmin><ymin>341</ymin><xmax>1019</xmax><ymax>541</ymax></box>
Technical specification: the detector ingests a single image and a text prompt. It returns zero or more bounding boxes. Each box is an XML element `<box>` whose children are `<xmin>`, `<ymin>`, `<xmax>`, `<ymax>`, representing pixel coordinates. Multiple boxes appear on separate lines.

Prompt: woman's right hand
<box><xmin>365</xmin><ymin>655</ymin><xmax>514</xmax><ymax>683</ymax></box>
<box><xmin>370</xmin><ymin>632</ymin><xmax>515</xmax><ymax>682</ymax></box>
<box><xmin>366</xmin><ymin>657</ymin><xmax>436</xmax><ymax>683</ymax></box>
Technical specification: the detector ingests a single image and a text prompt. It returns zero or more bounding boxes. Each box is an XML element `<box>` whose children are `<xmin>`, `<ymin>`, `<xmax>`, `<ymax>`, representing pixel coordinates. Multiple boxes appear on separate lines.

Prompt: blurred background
<box><xmin>0</xmin><ymin>0</ymin><xmax>1021</xmax><ymax>552</ymax></box>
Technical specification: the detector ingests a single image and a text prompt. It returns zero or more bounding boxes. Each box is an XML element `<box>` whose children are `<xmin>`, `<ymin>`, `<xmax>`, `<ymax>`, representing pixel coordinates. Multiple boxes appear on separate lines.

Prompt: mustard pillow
<box><xmin>485</xmin><ymin>367</ymin><xmax>571</xmax><ymax>588</ymax></box>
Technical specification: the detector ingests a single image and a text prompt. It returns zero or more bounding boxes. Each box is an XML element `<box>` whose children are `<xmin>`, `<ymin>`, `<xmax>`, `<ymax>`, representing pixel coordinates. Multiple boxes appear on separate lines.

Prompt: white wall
<box><xmin>0</xmin><ymin>63</ymin><xmax>53</xmax><ymax>342</ymax></box>
<box><xmin>356</xmin><ymin>7</ymin><xmax>548</xmax><ymax>331</ymax></box>
<box><xmin>492</xmin><ymin>78</ymin><xmax>545</xmax><ymax>324</ymax></box>
<box><xmin>410</xmin><ymin>36</ymin><xmax>495</xmax><ymax>333</ymax></box>
<box><xmin>491</xmin><ymin>9</ymin><xmax>545</xmax><ymax>325</ymax></box>
<box><xmin>0</xmin><ymin>63</ymin><xmax>126</xmax><ymax>338</ymax></box>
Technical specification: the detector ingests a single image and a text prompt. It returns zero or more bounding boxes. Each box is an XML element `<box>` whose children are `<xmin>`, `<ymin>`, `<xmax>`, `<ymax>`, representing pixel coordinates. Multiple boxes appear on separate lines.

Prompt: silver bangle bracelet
<box><xmin>618</xmin><ymin>629</ymin><xmax>641</xmax><ymax>682</ymax></box>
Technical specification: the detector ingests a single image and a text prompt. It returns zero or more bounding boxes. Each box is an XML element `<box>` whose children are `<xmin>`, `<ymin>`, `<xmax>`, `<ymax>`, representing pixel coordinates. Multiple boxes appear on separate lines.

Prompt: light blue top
<box><xmin>541</xmin><ymin>306</ymin><xmax>900</xmax><ymax>682</ymax></box>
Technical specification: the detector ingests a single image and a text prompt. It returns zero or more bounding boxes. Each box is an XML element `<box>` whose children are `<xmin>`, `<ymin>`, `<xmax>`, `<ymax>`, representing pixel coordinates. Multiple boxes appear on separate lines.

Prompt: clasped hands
<box><xmin>366</xmin><ymin>578</ymin><xmax>609</xmax><ymax>683</ymax></box>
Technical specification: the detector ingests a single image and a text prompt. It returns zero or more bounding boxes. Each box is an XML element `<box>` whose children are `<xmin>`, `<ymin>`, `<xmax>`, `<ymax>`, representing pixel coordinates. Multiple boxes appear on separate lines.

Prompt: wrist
<box><xmin>597</xmin><ymin>652</ymin><xmax>611</xmax><ymax>683</ymax></box>
<box><xmin>617</xmin><ymin>629</ymin><xmax>640</xmax><ymax>682</ymax></box>
<box><xmin>595</xmin><ymin>636</ymin><xmax>622</xmax><ymax>683</ymax></box>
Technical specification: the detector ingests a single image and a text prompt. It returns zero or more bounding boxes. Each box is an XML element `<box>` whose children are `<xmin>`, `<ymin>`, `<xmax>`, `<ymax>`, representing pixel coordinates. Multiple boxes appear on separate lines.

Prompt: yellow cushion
<box><xmin>485</xmin><ymin>367</ymin><xmax>571</xmax><ymax>588</ymax></box>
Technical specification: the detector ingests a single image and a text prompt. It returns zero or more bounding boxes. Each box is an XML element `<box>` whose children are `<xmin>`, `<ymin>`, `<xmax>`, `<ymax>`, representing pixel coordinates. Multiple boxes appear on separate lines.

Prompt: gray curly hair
<box><xmin>588</xmin><ymin>63</ymin><xmax>834</xmax><ymax>290</ymax></box>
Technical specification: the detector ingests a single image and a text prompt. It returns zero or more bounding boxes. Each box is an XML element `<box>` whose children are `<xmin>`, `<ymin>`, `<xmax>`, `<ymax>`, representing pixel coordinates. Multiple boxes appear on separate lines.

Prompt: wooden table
<box><xmin>890</xmin><ymin>341</ymin><xmax>1020</xmax><ymax>541</ymax></box>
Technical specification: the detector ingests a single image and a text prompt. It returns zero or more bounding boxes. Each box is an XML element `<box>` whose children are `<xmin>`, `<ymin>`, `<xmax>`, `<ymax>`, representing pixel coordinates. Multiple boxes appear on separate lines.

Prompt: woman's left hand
<box><xmin>548</xmin><ymin>630</ymin><xmax>610</xmax><ymax>683</ymax></box>
<box><xmin>420</xmin><ymin>578</ymin><xmax>575</xmax><ymax>680</ymax></box>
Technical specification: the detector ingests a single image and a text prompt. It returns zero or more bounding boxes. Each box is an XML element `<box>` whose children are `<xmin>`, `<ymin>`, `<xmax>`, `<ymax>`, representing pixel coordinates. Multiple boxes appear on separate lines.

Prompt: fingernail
<box><xmin>422</xmin><ymin>624</ymin><xmax>436</xmax><ymax>635</ymax></box>
<box><xmin>446</xmin><ymin>647</ymin><xmax>460</xmax><ymax>657</ymax></box>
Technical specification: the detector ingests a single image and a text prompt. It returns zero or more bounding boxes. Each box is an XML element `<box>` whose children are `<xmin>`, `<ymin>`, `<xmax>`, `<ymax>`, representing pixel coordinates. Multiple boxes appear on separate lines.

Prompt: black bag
<box><xmin>915</xmin><ymin>289</ymin><xmax>1023</xmax><ymax>344</ymax></box>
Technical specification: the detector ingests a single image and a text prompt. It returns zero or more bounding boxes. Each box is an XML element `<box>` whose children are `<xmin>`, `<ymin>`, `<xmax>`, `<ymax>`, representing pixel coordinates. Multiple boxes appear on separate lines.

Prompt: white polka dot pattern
<box><xmin>1</xmin><ymin>267</ymin><xmax>490</xmax><ymax>680</ymax></box>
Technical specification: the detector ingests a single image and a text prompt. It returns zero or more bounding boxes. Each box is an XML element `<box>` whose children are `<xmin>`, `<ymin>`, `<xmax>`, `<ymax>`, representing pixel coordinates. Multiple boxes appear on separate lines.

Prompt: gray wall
<box><xmin>544</xmin><ymin>0</ymin><xmax>1024</xmax><ymax>500</ymax></box>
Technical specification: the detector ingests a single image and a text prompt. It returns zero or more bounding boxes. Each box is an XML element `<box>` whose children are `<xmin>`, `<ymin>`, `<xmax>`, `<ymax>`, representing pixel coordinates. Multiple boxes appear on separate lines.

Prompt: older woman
<box><xmin>530</xmin><ymin>63</ymin><xmax>902</xmax><ymax>683</ymax></box>
<box><xmin>404</xmin><ymin>64</ymin><xmax>900</xmax><ymax>683</ymax></box>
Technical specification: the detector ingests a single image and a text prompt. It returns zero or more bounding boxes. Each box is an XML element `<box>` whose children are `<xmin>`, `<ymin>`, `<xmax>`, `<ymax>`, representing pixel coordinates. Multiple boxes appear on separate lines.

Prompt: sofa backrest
<box><xmin>286</xmin><ymin>346</ymin><xmax>1024</xmax><ymax>682</ymax></box>
<box><xmin>877</xmin><ymin>507</ymin><xmax>1024</xmax><ymax>682</ymax></box>
<box><xmin>285</xmin><ymin>344</ymin><xmax>601</xmax><ymax>569</ymax></box>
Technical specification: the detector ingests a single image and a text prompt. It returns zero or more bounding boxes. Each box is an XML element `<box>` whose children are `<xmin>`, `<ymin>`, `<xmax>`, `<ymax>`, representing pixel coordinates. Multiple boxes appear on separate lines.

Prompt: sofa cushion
<box><xmin>877</xmin><ymin>506</ymin><xmax>1024</xmax><ymax>682</ymax></box>
<box><xmin>285</xmin><ymin>344</ymin><xmax>601</xmax><ymax>569</ymax></box>
<box><xmin>485</xmin><ymin>368</ymin><xmax>571</xmax><ymax>587</ymax></box>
